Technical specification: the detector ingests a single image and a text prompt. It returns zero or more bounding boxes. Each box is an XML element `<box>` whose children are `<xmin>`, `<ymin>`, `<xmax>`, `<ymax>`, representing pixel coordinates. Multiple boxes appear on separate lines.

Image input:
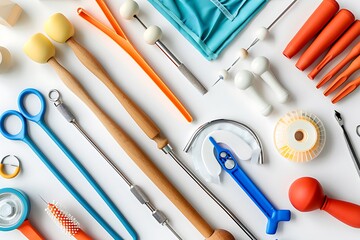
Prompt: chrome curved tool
<box><xmin>184</xmin><ymin>119</ymin><xmax>264</xmax><ymax>164</ymax></box>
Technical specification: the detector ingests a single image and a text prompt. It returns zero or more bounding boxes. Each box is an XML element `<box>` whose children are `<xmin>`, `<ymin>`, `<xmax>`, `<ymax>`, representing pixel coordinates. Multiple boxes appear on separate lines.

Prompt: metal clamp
<box><xmin>0</xmin><ymin>155</ymin><xmax>21</xmax><ymax>179</ymax></box>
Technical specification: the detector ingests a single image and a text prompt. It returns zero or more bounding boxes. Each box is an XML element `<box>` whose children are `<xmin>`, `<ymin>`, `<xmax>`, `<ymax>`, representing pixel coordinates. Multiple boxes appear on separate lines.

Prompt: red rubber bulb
<box><xmin>289</xmin><ymin>177</ymin><xmax>325</xmax><ymax>212</ymax></box>
<box><xmin>289</xmin><ymin>177</ymin><xmax>360</xmax><ymax>228</ymax></box>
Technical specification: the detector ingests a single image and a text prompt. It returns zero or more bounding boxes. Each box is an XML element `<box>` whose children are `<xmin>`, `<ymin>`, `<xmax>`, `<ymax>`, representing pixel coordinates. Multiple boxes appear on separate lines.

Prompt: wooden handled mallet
<box><xmin>23</xmin><ymin>33</ymin><xmax>234</xmax><ymax>240</ymax></box>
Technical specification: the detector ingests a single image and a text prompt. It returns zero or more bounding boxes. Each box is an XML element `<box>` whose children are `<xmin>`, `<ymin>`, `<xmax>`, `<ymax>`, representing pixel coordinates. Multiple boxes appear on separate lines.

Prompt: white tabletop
<box><xmin>0</xmin><ymin>0</ymin><xmax>359</xmax><ymax>239</ymax></box>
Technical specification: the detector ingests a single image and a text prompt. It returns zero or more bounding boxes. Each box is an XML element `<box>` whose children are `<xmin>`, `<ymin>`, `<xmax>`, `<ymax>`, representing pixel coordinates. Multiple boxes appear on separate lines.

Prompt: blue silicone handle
<box><xmin>17</xmin><ymin>88</ymin><xmax>137</xmax><ymax>240</ymax></box>
<box><xmin>0</xmin><ymin>112</ymin><xmax>123</xmax><ymax>239</ymax></box>
<box><xmin>210</xmin><ymin>137</ymin><xmax>291</xmax><ymax>234</ymax></box>
<box><xmin>24</xmin><ymin>137</ymin><xmax>124</xmax><ymax>240</ymax></box>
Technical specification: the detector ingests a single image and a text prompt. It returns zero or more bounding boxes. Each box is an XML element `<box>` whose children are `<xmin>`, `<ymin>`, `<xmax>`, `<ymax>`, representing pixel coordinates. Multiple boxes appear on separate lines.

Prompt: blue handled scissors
<box><xmin>0</xmin><ymin>88</ymin><xmax>137</xmax><ymax>240</ymax></box>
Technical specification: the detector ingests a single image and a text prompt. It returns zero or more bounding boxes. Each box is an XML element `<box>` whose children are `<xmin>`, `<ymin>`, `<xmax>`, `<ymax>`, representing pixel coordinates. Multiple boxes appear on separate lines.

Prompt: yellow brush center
<box><xmin>44</xmin><ymin>13</ymin><xmax>74</xmax><ymax>43</ymax></box>
<box><xmin>23</xmin><ymin>33</ymin><xmax>55</xmax><ymax>63</ymax></box>
<box><xmin>274</xmin><ymin>110</ymin><xmax>326</xmax><ymax>162</ymax></box>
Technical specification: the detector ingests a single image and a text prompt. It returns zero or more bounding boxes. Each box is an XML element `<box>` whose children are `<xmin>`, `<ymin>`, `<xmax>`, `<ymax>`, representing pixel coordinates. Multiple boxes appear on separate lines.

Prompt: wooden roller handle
<box><xmin>66</xmin><ymin>37</ymin><xmax>168</xmax><ymax>149</ymax></box>
<box><xmin>47</xmin><ymin>57</ymin><xmax>216</xmax><ymax>238</ymax></box>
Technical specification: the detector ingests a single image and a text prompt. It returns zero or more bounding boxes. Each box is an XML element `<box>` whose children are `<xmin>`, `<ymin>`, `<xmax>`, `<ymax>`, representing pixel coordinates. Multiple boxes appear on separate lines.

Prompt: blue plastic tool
<box><xmin>0</xmin><ymin>88</ymin><xmax>137</xmax><ymax>240</ymax></box>
<box><xmin>209</xmin><ymin>136</ymin><xmax>291</xmax><ymax>234</ymax></box>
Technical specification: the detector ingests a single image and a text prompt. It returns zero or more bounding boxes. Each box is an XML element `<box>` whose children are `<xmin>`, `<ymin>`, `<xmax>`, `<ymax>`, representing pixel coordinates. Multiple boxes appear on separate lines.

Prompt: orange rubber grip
<box><xmin>74</xmin><ymin>229</ymin><xmax>93</xmax><ymax>240</ymax></box>
<box><xmin>331</xmin><ymin>76</ymin><xmax>360</xmax><ymax>103</ymax></box>
<box><xmin>283</xmin><ymin>0</ymin><xmax>339</xmax><ymax>59</ymax></box>
<box><xmin>322</xmin><ymin>197</ymin><xmax>360</xmax><ymax>228</ymax></box>
<box><xmin>296</xmin><ymin>9</ymin><xmax>355</xmax><ymax>71</ymax></box>
<box><xmin>316</xmin><ymin>41</ymin><xmax>360</xmax><ymax>88</ymax></box>
<box><xmin>324</xmin><ymin>55</ymin><xmax>360</xmax><ymax>96</ymax></box>
<box><xmin>17</xmin><ymin>219</ymin><xmax>45</xmax><ymax>240</ymax></box>
<box><xmin>308</xmin><ymin>20</ymin><xmax>360</xmax><ymax>79</ymax></box>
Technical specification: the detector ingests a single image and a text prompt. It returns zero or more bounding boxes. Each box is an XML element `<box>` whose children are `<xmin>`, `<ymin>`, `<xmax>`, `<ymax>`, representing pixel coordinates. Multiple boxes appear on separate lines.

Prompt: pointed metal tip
<box><xmin>38</xmin><ymin>195</ymin><xmax>48</xmax><ymax>204</ymax></box>
<box><xmin>164</xmin><ymin>221</ymin><xmax>183</xmax><ymax>240</ymax></box>
<box><xmin>212</xmin><ymin>77</ymin><xmax>222</xmax><ymax>87</ymax></box>
<box><xmin>334</xmin><ymin>110</ymin><xmax>343</xmax><ymax>125</ymax></box>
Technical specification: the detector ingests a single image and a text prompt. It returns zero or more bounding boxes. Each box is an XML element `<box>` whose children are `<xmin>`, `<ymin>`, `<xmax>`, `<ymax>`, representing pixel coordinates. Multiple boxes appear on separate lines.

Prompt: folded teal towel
<box><xmin>148</xmin><ymin>0</ymin><xmax>268</xmax><ymax>60</ymax></box>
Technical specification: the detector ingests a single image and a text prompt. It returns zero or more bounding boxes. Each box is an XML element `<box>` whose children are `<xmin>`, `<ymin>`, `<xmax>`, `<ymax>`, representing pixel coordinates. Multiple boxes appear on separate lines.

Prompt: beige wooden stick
<box><xmin>24</xmin><ymin>32</ymin><xmax>234</xmax><ymax>240</ymax></box>
<box><xmin>65</xmin><ymin>37</ymin><xmax>168</xmax><ymax>149</ymax></box>
<box><xmin>47</xmin><ymin>57</ymin><xmax>233</xmax><ymax>239</ymax></box>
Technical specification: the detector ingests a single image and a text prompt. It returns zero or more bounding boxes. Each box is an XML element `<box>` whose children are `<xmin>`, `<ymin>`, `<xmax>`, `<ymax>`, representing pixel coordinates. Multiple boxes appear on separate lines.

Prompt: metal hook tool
<box><xmin>48</xmin><ymin>89</ymin><xmax>182</xmax><ymax>240</ymax></box>
<box><xmin>334</xmin><ymin>110</ymin><xmax>360</xmax><ymax>178</ymax></box>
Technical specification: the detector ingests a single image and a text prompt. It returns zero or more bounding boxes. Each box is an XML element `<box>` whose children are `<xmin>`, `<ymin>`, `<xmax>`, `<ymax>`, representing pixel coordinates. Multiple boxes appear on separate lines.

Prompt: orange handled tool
<box><xmin>324</xmin><ymin>55</ymin><xmax>360</xmax><ymax>96</ymax></box>
<box><xmin>77</xmin><ymin>0</ymin><xmax>193</xmax><ymax>122</ymax></box>
<box><xmin>317</xmin><ymin>41</ymin><xmax>360</xmax><ymax>88</ymax></box>
<box><xmin>308</xmin><ymin>20</ymin><xmax>360</xmax><ymax>79</ymax></box>
<box><xmin>296</xmin><ymin>9</ymin><xmax>355</xmax><ymax>71</ymax></box>
<box><xmin>283</xmin><ymin>0</ymin><xmax>339</xmax><ymax>59</ymax></box>
<box><xmin>332</xmin><ymin>76</ymin><xmax>360</xmax><ymax>103</ymax></box>
<box><xmin>17</xmin><ymin>220</ymin><xmax>45</xmax><ymax>240</ymax></box>
<box><xmin>45</xmin><ymin>201</ymin><xmax>92</xmax><ymax>240</ymax></box>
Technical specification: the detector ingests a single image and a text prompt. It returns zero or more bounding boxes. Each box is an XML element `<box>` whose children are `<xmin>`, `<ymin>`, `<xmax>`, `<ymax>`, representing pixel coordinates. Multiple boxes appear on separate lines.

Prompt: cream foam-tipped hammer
<box><xmin>23</xmin><ymin>33</ymin><xmax>55</xmax><ymax>63</ymax></box>
<box><xmin>44</xmin><ymin>13</ymin><xmax>75</xmax><ymax>43</ymax></box>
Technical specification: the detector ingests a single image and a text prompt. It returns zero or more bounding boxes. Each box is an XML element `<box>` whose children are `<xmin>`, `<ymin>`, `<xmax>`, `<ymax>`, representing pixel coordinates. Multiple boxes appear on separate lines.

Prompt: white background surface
<box><xmin>0</xmin><ymin>0</ymin><xmax>359</xmax><ymax>239</ymax></box>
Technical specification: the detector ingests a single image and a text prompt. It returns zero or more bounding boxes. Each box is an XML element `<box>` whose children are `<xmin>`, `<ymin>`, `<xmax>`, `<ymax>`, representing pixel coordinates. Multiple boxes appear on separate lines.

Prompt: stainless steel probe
<box><xmin>48</xmin><ymin>89</ymin><xmax>182</xmax><ymax>240</ymax></box>
<box><xmin>334</xmin><ymin>110</ymin><xmax>360</xmax><ymax>177</ymax></box>
<box><xmin>120</xmin><ymin>0</ymin><xmax>207</xmax><ymax>94</ymax></box>
<box><xmin>213</xmin><ymin>0</ymin><xmax>298</xmax><ymax>86</ymax></box>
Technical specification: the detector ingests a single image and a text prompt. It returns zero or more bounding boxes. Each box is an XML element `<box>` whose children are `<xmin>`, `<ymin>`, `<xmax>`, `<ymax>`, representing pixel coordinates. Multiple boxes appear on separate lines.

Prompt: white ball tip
<box><xmin>234</xmin><ymin>70</ymin><xmax>253</xmax><ymax>90</ymax></box>
<box><xmin>218</xmin><ymin>69</ymin><xmax>229</xmax><ymax>80</ymax></box>
<box><xmin>143</xmin><ymin>25</ymin><xmax>162</xmax><ymax>45</ymax></box>
<box><xmin>251</xmin><ymin>56</ymin><xmax>269</xmax><ymax>75</ymax></box>
<box><xmin>256</xmin><ymin>27</ymin><xmax>268</xmax><ymax>40</ymax></box>
<box><xmin>120</xmin><ymin>0</ymin><xmax>139</xmax><ymax>20</ymax></box>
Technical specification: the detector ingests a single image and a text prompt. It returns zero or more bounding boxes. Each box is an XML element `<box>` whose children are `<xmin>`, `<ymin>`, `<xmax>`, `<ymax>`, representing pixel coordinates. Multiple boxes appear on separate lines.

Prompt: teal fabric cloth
<box><xmin>148</xmin><ymin>0</ymin><xmax>268</xmax><ymax>60</ymax></box>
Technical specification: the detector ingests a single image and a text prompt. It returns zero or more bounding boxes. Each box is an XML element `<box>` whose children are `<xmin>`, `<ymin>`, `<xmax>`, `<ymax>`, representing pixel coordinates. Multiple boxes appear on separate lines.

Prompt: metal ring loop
<box><xmin>357</xmin><ymin>125</ymin><xmax>360</xmax><ymax>137</ymax></box>
<box><xmin>0</xmin><ymin>155</ymin><xmax>21</xmax><ymax>179</ymax></box>
<box><xmin>48</xmin><ymin>89</ymin><xmax>62</xmax><ymax>106</ymax></box>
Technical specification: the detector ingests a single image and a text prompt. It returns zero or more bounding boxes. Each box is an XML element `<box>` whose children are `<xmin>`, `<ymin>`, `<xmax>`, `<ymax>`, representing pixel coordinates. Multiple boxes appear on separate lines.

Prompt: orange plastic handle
<box><xmin>332</xmin><ymin>76</ymin><xmax>360</xmax><ymax>103</ymax></box>
<box><xmin>324</xmin><ymin>55</ymin><xmax>360</xmax><ymax>96</ymax></box>
<box><xmin>77</xmin><ymin>7</ymin><xmax>193</xmax><ymax>122</ymax></box>
<box><xmin>74</xmin><ymin>229</ymin><xmax>93</xmax><ymax>240</ymax></box>
<box><xmin>296</xmin><ymin>9</ymin><xmax>355</xmax><ymax>71</ymax></box>
<box><xmin>308</xmin><ymin>20</ymin><xmax>360</xmax><ymax>79</ymax></box>
<box><xmin>283</xmin><ymin>0</ymin><xmax>339</xmax><ymax>59</ymax></box>
<box><xmin>322</xmin><ymin>197</ymin><xmax>360</xmax><ymax>228</ymax></box>
<box><xmin>17</xmin><ymin>219</ymin><xmax>45</xmax><ymax>240</ymax></box>
<box><xmin>317</xmin><ymin>41</ymin><xmax>360</xmax><ymax>88</ymax></box>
